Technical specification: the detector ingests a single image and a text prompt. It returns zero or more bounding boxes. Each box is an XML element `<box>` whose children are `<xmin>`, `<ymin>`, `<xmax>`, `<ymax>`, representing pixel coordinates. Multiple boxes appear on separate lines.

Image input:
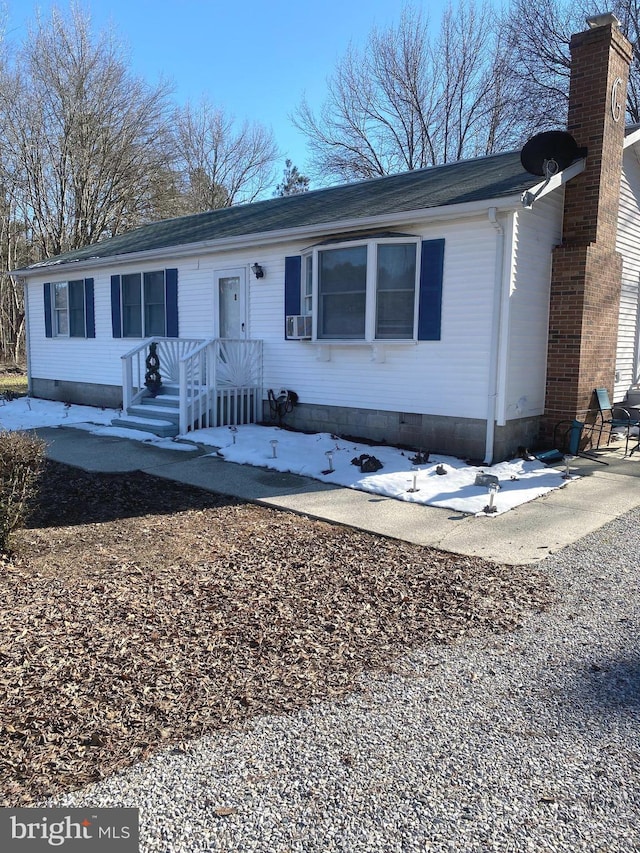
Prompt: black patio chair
<box><xmin>552</xmin><ymin>418</ymin><xmax>608</xmax><ymax>464</ymax></box>
<box><xmin>593</xmin><ymin>387</ymin><xmax>640</xmax><ymax>456</ymax></box>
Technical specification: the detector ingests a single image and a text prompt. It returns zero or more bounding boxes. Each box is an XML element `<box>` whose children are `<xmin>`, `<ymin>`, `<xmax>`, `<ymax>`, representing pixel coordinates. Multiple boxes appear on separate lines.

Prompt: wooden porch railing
<box><xmin>121</xmin><ymin>337</ymin><xmax>207</xmax><ymax>413</ymax></box>
<box><xmin>122</xmin><ymin>337</ymin><xmax>263</xmax><ymax>434</ymax></box>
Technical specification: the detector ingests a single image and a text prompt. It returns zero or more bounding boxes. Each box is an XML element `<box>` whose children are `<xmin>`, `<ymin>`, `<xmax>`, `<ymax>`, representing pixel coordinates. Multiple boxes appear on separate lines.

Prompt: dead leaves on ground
<box><xmin>0</xmin><ymin>461</ymin><xmax>553</xmax><ymax>806</ymax></box>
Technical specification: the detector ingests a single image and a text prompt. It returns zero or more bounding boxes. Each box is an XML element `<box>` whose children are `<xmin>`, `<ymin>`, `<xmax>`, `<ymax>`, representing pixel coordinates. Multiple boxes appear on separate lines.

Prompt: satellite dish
<box><xmin>520</xmin><ymin>131</ymin><xmax>586</xmax><ymax>177</ymax></box>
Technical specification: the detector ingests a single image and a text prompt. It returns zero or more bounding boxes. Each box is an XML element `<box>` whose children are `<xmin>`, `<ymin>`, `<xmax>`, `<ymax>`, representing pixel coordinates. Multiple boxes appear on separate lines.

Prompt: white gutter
<box><xmin>485</xmin><ymin>207</ymin><xmax>509</xmax><ymax>465</ymax></box>
<box><xmin>22</xmin><ymin>278</ymin><xmax>32</xmax><ymax>395</ymax></box>
<box><xmin>495</xmin><ymin>212</ymin><xmax>515</xmax><ymax>430</ymax></box>
<box><xmin>14</xmin><ymin>194</ymin><xmax>525</xmax><ymax>279</ymax></box>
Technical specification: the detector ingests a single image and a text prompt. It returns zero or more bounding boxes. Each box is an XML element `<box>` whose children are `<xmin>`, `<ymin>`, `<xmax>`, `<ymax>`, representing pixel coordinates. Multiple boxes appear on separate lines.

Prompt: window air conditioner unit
<box><xmin>286</xmin><ymin>314</ymin><xmax>312</xmax><ymax>339</ymax></box>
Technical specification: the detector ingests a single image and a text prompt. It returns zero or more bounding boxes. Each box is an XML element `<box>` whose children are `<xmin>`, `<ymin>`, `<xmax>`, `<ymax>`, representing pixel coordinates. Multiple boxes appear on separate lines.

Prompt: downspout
<box><xmin>20</xmin><ymin>277</ymin><xmax>32</xmax><ymax>396</ymax></box>
<box><xmin>485</xmin><ymin>208</ymin><xmax>507</xmax><ymax>464</ymax></box>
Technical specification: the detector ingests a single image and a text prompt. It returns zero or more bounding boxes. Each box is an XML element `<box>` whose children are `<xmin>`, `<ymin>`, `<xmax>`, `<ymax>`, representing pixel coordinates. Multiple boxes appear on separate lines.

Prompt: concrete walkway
<box><xmin>37</xmin><ymin>426</ymin><xmax>640</xmax><ymax>565</ymax></box>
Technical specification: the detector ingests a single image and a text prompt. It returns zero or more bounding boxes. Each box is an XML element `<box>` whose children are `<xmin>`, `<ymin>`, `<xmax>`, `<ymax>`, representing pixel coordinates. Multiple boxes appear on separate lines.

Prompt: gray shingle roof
<box><xmin>24</xmin><ymin>150</ymin><xmax>537</xmax><ymax>270</ymax></box>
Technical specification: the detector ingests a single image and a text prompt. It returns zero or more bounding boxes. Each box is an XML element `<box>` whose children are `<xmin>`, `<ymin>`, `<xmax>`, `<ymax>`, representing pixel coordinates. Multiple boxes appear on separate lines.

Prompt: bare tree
<box><xmin>173</xmin><ymin>98</ymin><xmax>280</xmax><ymax>212</ymax></box>
<box><xmin>1</xmin><ymin>4</ymin><xmax>175</xmax><ymax>260</ymax></box>
<box><xmin>0</xmin><ymin>12</ymin><xmax>25</xmax><ymax>364</ymax></box>
<box><xmin>616</xmin><ymin>0</ymin><xmax>640</xmax><ymax>122</ymax></box>
<box><xmin>505</xmin><ymin>0</ymin><xmax>640</xmax><ymax>129</ymax></box>
<box><xmin>0</xmin><ymin>199</ymin><xmax>27</xmax><ymax>364</ymax></box>
<box><xmin>293</xmin><ymin>2</ymin><xmax>522</xmax><ymax>182</ymax></box>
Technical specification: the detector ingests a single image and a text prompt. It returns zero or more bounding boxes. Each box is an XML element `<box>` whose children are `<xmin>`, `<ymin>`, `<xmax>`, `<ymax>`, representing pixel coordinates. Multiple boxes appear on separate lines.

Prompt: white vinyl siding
<box><xmin>504</xmin><ymin>192</ymin><xmax>564</xmax><ymax>421</ymax></box>
<box><xmin>264</xmin><ymin>219</ymin><xmax>496</xmax><ymax>419</ymax></box>
<box><xmin>25</xmin><ymin>215</ymin><xmax>498</xmax><ymax>420</ymax></box>
<box><xmin>615</xmin><ymin>152</ymin><xmax>640</xmax><ymax>400</ymax></box>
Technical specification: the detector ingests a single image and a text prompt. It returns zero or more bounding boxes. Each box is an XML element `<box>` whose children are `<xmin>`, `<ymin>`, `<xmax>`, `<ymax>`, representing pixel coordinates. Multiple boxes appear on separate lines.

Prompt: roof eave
<box><xmin>13</xmin><ymin>192</ymin><xmax>526</xmax><ymax>278</ymax></box>
<box><xmin>624</xmin><ymin>126</ymin><xmax>640</xmax><ymax>148</ymax></box>
<box><xmin>520</xmin><ymin>158</ymin><xmax>586</xmax><ymax>209</ymax></box>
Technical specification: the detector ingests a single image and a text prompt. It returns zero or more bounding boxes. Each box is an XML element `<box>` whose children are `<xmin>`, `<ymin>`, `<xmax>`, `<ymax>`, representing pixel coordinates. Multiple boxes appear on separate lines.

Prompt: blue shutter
<box><xmin>111</xmin><ymin>275</ymin><xmax>122</xmax><ymax>338</ymax></box>
<box><xmin>284</xmin><ymin>256</ymin><xmax>302</xmax><ymax>338</ymax></box>
<box><xmin>165</xmin><ymin>268</ymin><xmax>179</xmax><ymax>337</ymax></box>
<box><xmin>84</xmin><ymin>278</ymin><xmax>95</xmax><ymax>338</ymax></box>
<box><xmin>417</xmin><ymin>239</ymin><xmax>445</xmax><ymax>341</ymax></box>
<box><xmin>44</xmin><ymin>283</ymin><xmax>53</xmax><ymax>338</ymax></box>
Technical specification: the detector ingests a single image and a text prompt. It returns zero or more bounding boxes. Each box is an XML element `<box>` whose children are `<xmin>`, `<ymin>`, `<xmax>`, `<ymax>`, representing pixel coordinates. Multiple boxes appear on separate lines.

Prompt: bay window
<box><xmin>375</xmin><ymin>243</ymin><xmax>417</xmax><ymax>339</ymax></box>
<box><xmin>318</xmin><ymin>245</ymin><xmax>367</xmax><ymax>338</ymax></box>
<box><xmin>313</xmin><ymin>237</ymin><xmax>420</xmax><ymax>341</ymax></box>
<box><xmin>303</xmin><ymin>255</ymin><xmax>313</xmax><ymax>315</ymax></box>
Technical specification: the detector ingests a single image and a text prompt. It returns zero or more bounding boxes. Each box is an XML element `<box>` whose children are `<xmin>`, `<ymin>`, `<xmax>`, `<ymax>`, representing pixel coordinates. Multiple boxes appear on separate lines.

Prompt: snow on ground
<box><xmin>195</xmin><ymin>424</ymin><xmax>570</xmax><ymax>516</ymax></box>
<box><xmin>0</xmin><ymin>396</ymin><xmax>117</xmax><ymax>431</ymax></box>
<box><xmin>0</xmin><ymin>397</ymin><xmax>573</xmax><ymax>516</ymax></box>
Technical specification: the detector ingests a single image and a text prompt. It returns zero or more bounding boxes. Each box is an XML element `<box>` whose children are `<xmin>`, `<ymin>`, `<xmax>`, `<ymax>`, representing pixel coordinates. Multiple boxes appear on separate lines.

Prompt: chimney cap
<box><xmin>586</xmin><ymin>11</ymin><xmax>621</xmax><ymax>29</ymax></box>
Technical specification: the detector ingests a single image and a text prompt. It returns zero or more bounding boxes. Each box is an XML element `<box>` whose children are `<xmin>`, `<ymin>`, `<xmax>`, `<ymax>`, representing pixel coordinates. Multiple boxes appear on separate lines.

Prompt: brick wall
<box><xmin>541</xmin><ymin>18</ymin><xmax>633</xmax><ymax>442</ymax></box>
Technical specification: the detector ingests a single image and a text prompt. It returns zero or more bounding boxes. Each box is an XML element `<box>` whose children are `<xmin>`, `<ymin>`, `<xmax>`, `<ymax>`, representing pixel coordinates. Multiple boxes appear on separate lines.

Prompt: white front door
<box><xmin>216</xmin><ymin>269</ymin><xmax>247</xmax><ymax>339</ymax></box>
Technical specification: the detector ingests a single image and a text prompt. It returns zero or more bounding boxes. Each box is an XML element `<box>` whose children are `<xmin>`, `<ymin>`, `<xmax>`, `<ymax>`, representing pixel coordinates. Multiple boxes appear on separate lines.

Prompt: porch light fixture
<box><xmin>252</xmin><ymin>263</ymin><xmax>265</xmax><ymax>279</ymax></box>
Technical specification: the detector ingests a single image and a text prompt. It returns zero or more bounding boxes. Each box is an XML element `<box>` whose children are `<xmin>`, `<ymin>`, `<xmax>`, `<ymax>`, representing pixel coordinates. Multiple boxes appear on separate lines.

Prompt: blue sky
<box><xmin>7</xmin><ymin>1</ymin><xmax>447</xmax><ymax>182</ymax></box>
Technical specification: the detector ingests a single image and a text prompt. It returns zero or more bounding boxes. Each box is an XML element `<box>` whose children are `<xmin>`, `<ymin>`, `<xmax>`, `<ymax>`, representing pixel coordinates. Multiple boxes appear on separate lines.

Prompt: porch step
<box><xmin>111</xmin><ymin>414</ymin><xmax>179</xmax><ymax>438</ymax></box>
<box><xmin>129</xmin><ymin>403</ymin><xmax>180</xmax><ymax>424</ymax></box>
<box><xmin>153</xmin><ymin>382</ymin><xmax>181</xmax><ymax>398</ymax></box>
<box><xmin>140</xmin><ymin>393</ymin><xmax>179</xmax><ymax>409</ymax></box>
<box><xmin>112</xmin><ymin>386</ymin><xmax>182</xmax><ymax>438</ymax></box>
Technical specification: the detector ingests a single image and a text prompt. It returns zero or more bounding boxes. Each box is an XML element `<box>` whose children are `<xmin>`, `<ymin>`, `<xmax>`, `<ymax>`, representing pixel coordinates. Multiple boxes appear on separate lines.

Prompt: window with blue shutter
<box><xmin>417</xmin><ymin>238</ymin><xmax>445</xmax><ymax>341</ymax></box>
<box><xmin>68</xmin><ymin>280</ymin><xmax>86</xmax><ymax>336</ymax></box>
<box><xmin>288</xmin><ymin>235</ymin><xmax>444</xmax><ymax>342</ymax></box>
<box><xmin>44</xmin><ymin>278</ymin><xmax>95</xmax><ymax>338</ymax></box>
<box><xmin>110</xmin><ymin>268</ymin><xmax>179</xmax><ymax>338</ymax></box>
<box><xmin>84</xmin><ymin>279</ymin><xmax>95</xmax><ymax>338</ymax></box>
<box><xmin>284</xmin><ymin>256</ymin><xmax>302</xmax><ymax>338</ymax></box>
<box><xmin>165</xmin><ymin>268</ymin><xmax>179</xmax><ymax>337</ymax></box>
<box><xmin>111</xmin><ymin>275</ymin><xmax>122</xmax><ymax>338</ymax></box>
<box><xmin>44</xmin><ymin>283</ymin><xmax>53</xmax><ymax>338</ymax></box>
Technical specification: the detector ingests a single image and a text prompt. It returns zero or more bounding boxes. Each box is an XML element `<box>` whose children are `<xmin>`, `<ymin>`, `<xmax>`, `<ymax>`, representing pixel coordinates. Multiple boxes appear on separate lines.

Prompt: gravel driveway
<box><xmin>47</xmin><ymin>507</ymin><xmax>640</xmax><ymax>853</ymax></box>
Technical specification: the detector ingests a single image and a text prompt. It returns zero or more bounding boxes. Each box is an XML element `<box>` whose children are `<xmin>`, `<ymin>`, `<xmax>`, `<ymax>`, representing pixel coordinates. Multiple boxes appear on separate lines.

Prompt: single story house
<box><xmin>13</xmin><ymin>14</ymin><xmax>640</xmax><ymax>462</ymax></box>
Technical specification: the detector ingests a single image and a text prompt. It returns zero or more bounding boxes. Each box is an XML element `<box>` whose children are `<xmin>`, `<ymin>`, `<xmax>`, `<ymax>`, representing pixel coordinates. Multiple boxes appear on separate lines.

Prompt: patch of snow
<box><xmin>0</xmin><ymin>397</ymin><xmax>117</xmax><ymax>431</ymax></box>
<box><xmin>0</xmin><ymin>397</ymin><xmax>575</xmax><ymax>515</ymax></box>
<box><xmin>193</xmin><ymin>425</ymin><xmax>572</xmax><ymax>516</ymax></box>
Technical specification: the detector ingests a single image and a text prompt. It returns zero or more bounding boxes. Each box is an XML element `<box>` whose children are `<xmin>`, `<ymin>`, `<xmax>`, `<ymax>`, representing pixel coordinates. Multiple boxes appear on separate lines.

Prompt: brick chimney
<box><xmin>541</xmin><ymin>13</ymin><xmax>633</xmax><ymax>441</ymax></box>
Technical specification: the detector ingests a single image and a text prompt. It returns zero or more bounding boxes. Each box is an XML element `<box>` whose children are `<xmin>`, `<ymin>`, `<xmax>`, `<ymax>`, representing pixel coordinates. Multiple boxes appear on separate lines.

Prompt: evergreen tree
<box><xmin>275</xmin><ymin>159</ymin><xmax>310</xmax><ymax>196</ymax></box>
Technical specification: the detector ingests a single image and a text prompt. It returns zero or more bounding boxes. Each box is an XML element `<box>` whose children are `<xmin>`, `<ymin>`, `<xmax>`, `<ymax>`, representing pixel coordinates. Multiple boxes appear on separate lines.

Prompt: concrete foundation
<box><xmin>29</xmin><ymin>377</ymin><xmax>541</xmax><ymax>462</ymax></box>
<box><xmin>31</xmin><ymin>377</ymin><xmax>123</xmax><ymax>409</ymax></box>
<box><xmin>263</xmin><ymin>401</ymin><xmax>542</xmax><ymax>462</ymax></box>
